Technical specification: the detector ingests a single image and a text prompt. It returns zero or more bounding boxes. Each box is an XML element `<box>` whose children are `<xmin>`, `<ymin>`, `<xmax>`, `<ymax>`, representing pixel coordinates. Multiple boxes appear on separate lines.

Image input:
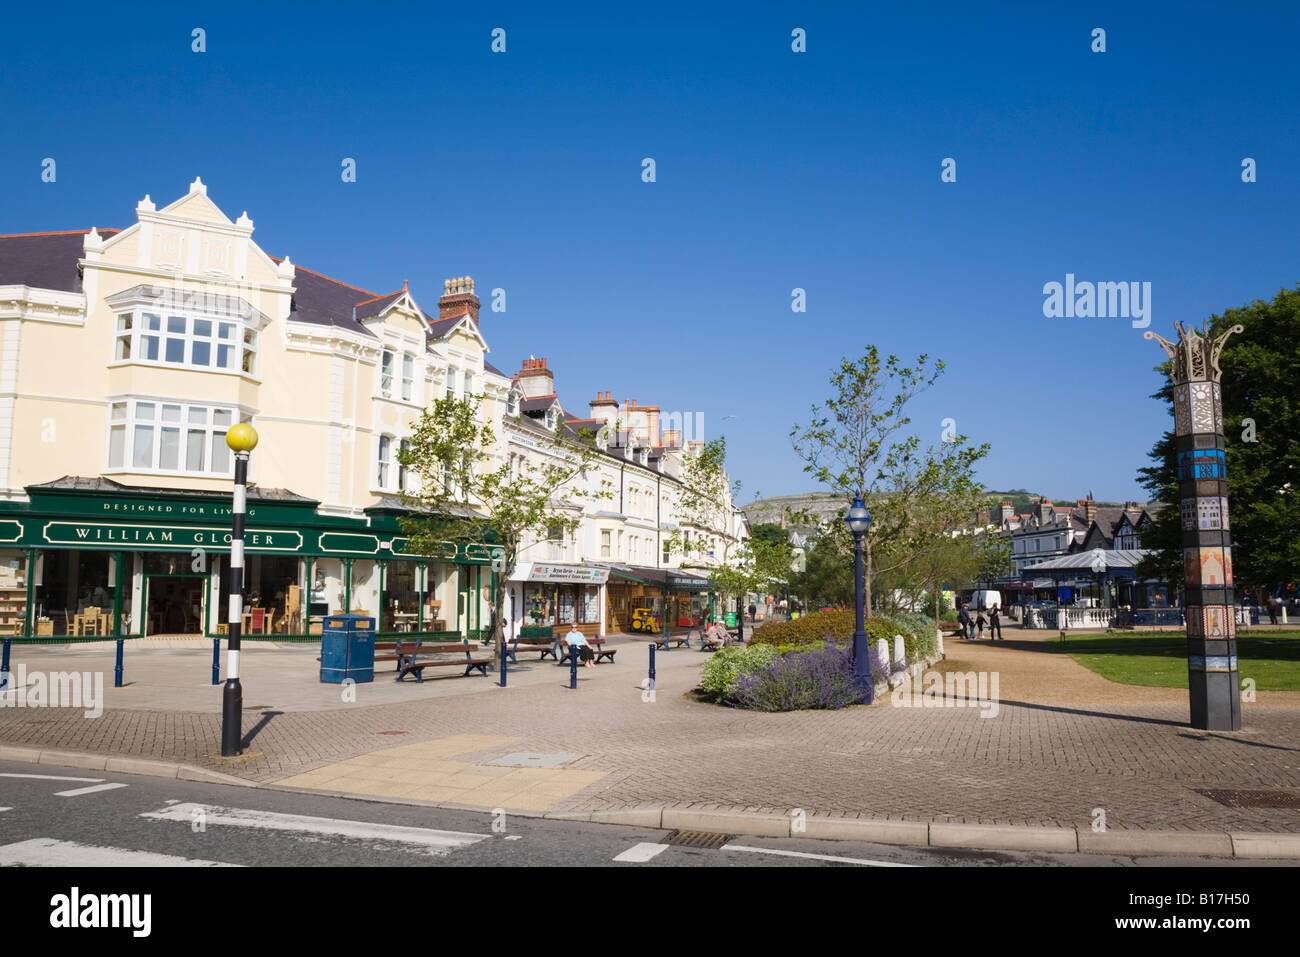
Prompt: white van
<box><xmin>968</xmin><ymin>590</ymin><xmax>1002</xmax><ymax>612</ymax></box>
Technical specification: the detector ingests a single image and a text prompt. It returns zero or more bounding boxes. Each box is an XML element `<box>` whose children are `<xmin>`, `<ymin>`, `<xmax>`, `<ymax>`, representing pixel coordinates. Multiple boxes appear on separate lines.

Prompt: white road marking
<box><xmin>613</xmin><ymin>842</ymin><xmax>670</xmax><ymax>862</ymax></box>
<box><xmin>721</xmin><ymin>843</ymin><xmax>917</xmax><ymax>867</ymax></box>
<box><xmin>55</xmin><ymin>783</ymin><xmax>129</xmax><ymax>797</ymax></box>
<box><xmin>0</xmin><ymin>773</ymin><xmax>103</xmax><ymax>783</ymax></box>
<box><xmin>504</xmin><ymin>835</ymin><xmax>522</xmax><ymax>841</ymax></box>
<box><xmin>0</xmin><ymin>807</ymin><xmax>11</xmax><ymax>813</ymax></box>
<box><xmin>141</xmin><ymin>803</ymin><xmax>488</xmax><ymax>856</ymax></box>
<box><xmin>0</xmin><ymin>837</ymin><xmax>237</xmax><ymax>867</ymax></box>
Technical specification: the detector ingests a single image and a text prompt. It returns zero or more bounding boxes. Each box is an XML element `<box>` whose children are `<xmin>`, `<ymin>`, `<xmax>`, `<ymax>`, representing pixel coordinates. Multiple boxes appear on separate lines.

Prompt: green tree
<box><xmin>665</xmin><ymin>437</ymin><xmax>746</xmax><ymax>608</ymax></box>
<box><xmin>1137</xmin><ymin>290</ymin><xmax>1300</xmax><ymax>602</ymax></box>
<box><xmin>396</xmin><ymin>395</ymin><xmax>607</xmax><ymax>658</ymax></box>
<box><xmin>790</xmin><ymin>346</ymin><xmax>945</xmax><ymax>613</ymax></box>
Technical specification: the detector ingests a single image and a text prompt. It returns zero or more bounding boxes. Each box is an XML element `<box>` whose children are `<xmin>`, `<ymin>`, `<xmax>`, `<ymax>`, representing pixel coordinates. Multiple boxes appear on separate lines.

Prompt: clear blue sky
<box><xmin>4</xmin><ymin>2</ymin><xmax>1297</xmax><ymax>506</ymax></box>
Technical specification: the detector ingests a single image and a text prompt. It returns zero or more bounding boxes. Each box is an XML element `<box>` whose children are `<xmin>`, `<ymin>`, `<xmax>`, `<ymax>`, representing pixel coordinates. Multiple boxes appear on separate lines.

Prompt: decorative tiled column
<box><xmin>1146</xmin><ymin>322</ymin><xmax>1243</xmax><ymax>730</ymax></box>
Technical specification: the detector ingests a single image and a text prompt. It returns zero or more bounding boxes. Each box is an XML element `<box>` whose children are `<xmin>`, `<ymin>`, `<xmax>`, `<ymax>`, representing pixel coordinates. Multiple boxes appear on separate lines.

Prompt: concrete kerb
<box><xmin>5</xmin><ymin>744</ymin><xmax>1299</xmax><ymax>859</ymax></box>
<box><xmin>0</xmin><ymin>745</ymin><xmax>258</xmax><ymax>788</ymax></box>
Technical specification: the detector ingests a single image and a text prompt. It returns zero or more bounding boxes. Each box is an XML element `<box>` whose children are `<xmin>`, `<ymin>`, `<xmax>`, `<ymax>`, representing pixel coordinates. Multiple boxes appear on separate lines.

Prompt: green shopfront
<box><xmin>0</xmin><ymin>480</ymin><xmax>504</xmax><ymax>642</ymax></box>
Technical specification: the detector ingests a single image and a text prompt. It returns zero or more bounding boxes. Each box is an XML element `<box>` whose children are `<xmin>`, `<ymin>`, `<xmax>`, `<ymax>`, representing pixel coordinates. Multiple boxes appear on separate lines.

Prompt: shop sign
<box><xmin>666</xmin><ymin>573</ymin><xmax>712</xmax><ymax>592</ymax></box>
<box><xmin>319</xmin><ymin>532</ymin><xmax>381</xmax><ymax>555</ymax></box>
<box><xmin>390</xmin><ymin>538</ymin><xmax>504</xmax><ymax>566</ymax></box>
<box><xmin>41</xmin><ymin>521</ymin><xmax>302</xmax><ymax>552</ymax></box>
<box><xmin>518</xmin><ymin>563</ymin><xmax>609</xmax><ymax>584</ymax></box>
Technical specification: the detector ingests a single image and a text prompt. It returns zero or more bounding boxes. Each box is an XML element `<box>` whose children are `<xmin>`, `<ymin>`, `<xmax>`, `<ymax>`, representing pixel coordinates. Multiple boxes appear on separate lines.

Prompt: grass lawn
<box><xmin>1054</xmin><ymin>630</ymin><xmax>1300</xmax><ymax>692</ymax></box>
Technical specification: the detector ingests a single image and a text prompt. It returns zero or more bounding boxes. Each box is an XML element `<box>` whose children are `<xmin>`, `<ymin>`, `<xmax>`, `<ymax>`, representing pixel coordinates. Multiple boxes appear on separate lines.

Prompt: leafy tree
<box><xmin>665</xmin><ymin>437</ymin><xmax>747</xmax><ymax>607</ymax></box>
<box><xmin>1137</xmin><ymin>289</ymin><xmax>1300</xmax><ymax>602</ymax></box>
<box><xmin>396</xmin><ymin>394</ymin><xmax>607</xmax><ymax>658</ymax></box>
<box><xmin>790</xmin><ymin>347</ymin><xmax>945</xmax><ymax>613</ymax></box>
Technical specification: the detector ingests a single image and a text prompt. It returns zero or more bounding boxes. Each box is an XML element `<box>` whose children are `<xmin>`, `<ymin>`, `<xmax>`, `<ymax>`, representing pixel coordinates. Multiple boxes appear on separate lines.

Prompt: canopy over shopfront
<box><xmin>0</xmin><ymin>477</ymin><xmax>504</xmax><ymax>641</ymax></box>
<box><xmin>599</xmin><ymin>563</ymin><xmax>714</xmax><ymax>632</ymax></box>
<box><xmin>506</xmin><ymin>561</ymin><xmax>610</xmax><ymax>640</ymax></box>
<box><xmin>1018</xmin><ymin>548</ymin><xmax>1153</xmax><ymax>607</ymax></box>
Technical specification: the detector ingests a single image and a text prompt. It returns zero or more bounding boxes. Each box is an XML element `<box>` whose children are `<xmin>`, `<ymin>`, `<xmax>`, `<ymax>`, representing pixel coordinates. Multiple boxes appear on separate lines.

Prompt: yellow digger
<box><xmin>629</xmin><ymin>607</ymin><xmax>661</xmax><ymax>633</ymax></box>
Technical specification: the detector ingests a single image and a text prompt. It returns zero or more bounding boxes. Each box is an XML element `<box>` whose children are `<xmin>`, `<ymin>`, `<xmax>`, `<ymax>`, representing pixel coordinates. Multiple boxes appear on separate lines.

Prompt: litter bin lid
<box><xmin>324</xmin><ymin>613</ymin><xmax>375</xmax><ymax>628</ymax></box>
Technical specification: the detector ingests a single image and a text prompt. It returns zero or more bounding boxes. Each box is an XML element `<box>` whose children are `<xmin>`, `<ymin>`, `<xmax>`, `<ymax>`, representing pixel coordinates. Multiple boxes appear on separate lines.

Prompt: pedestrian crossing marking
<box><xmin>142</xmin><ymin>803</ymin><xmax>488</xmax><ymax>856</ymax></box>
<box><xmin>0</xmin><ymin>837</ymin><xmax>237</xmax><ymax>867</ymax></box>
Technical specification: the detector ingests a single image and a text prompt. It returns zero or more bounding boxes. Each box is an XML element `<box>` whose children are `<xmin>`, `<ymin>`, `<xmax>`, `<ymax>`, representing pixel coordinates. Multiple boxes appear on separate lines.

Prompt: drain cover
<box><xmin>487</xmin><ymin>752</ymin><xmax>580</xmax><ymax>769</ymax></box>
<box><xmin>1195</xmin><ymin>789</ymin><xmax>1300</xmax><ymax>809</ymax></box>
<box><xmin>663</xmin><ymin>829</ymin><xmax>731</xmax><ymax>849</ymax></box>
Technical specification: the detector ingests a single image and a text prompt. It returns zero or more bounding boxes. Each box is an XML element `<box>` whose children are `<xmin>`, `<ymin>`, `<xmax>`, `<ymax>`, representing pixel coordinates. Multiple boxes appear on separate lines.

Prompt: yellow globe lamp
<box><xmin>226</xmin><ymin>423</ymin><xmax>259</xmax><ymax>453</ymax></box>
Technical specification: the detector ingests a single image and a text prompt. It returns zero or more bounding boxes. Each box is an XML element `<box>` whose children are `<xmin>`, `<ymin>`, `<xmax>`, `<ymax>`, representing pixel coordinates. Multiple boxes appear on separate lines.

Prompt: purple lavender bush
<box><xmin>732</xmin><ymin>641</ymin><xmax>870</xmax><ymax>711</ymax></box>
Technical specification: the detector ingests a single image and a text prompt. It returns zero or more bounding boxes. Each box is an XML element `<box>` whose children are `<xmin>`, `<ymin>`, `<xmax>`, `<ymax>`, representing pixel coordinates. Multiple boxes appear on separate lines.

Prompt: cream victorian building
<box><xmin>0</xmin><ymin>179</ymin><xmax>745</xmax><ymax>643</ymax></box>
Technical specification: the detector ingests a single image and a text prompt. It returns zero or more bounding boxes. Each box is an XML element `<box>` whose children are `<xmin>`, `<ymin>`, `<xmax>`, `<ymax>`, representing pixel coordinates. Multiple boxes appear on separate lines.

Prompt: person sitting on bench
<box><xmin>703</xmin><ymin>621</ymin><xmax>731</xmax><ymax>649</ymax></box>
<box><xmin>565</xmin><ymin>623</ymin><xmax>595</xmax><ymax>668</ymax></box>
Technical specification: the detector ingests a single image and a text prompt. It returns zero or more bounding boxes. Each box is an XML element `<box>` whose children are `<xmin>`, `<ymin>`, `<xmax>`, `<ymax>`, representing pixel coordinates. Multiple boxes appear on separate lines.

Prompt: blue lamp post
<box><xmin>845</xmin><ymin>495</ymin><xmax>872</xmax><ymax>702</ymax></box>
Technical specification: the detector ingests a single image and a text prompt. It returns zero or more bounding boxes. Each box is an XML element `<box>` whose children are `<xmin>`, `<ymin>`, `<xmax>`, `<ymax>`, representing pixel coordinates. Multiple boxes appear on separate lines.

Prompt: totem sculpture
<box><xmin>1145</xmin><ymin>321</ymin><xmax>1244</xmax><ymax>730</ymax></box>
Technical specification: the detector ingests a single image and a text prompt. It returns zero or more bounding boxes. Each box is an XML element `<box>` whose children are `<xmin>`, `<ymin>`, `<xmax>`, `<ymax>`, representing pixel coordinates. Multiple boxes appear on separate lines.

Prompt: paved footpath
<box><xmin>2</xmin><ymin>630</ymin><xmax>1299</xmax><ymax>838</ymax></box>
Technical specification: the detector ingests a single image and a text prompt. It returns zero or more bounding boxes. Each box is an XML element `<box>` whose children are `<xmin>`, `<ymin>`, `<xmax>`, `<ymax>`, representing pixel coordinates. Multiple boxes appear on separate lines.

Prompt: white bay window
<box><xmin>108</xmin><ymin>399</ymin><xmax>249</xmax><ymax>476</ymax></box>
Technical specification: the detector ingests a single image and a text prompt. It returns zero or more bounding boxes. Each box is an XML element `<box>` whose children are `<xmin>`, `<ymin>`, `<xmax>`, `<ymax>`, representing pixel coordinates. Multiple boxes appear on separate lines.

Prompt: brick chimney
<box><xmin>589</xmin><ymin>391</ymin><xmax>618</xmax><ymax>434</ymax></box>
<box><xmin>438</xmin><ymin>276</ymin><xmax>480</xmax><ymax>324</ymax></box>
<box><xmin>622</xmin><ymin>399</ymin><xmax>653</xmax><ymax>446</ymax></box>
<box><xmin>1084</xmin><ymin>490</ymin><xmax>1098</xmax><ymax>526</ymax></box>
<box><xmin>1036</xmin><ymin>497</ymin><xmax>1052</xmax><ymax>525</ymax></box>
<box><xmin>1001</xmin><ymin>501</ymin><xmax>1014</xmax><ymax>522</ymax></box>
<box><xmin>516</xmin><ymin>357</ymin><xmax>554</xmax><ymax>399</ymax></box>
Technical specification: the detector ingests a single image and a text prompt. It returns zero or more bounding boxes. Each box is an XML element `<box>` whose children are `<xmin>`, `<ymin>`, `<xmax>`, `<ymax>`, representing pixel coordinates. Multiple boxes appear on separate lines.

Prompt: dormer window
<box><xmin>545</xmin><ymin>408</ymin><xmax>557</xmax><ymax>430</ymax></box>
<box><xmin>507</xmin><ymin>392</ymin><xmax>519</xmax><ymax>416</ymax></box>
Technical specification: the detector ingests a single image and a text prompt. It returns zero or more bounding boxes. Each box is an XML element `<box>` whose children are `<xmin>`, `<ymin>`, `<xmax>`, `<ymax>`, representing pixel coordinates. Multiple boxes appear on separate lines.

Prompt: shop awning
<box><xmin>598</xmin><ymin>563</ymin><xmax>713</xmax><ymax>592</ymax></box>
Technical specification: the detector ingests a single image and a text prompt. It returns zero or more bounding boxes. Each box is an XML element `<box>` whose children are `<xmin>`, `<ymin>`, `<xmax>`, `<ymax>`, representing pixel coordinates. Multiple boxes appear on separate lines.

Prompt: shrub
<box><xmin>750</xmin><ymin>609</ymin><xmax>855</xmax><ymax>647</ymax></box>
<box><xmin>699</xmin><ymin>643</ymin><xmax>780</xmax><ymax>701</ymax></box>
<box><xmin>732</xmin><ymin>643</ymin><xmax>864</xmax><ymax>711</ymax></box>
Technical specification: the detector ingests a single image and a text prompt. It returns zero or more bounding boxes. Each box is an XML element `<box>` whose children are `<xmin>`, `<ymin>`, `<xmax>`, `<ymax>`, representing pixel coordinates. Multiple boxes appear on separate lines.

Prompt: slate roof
<box><xmin>0</xmin><ymin>230</ymin><xmax>121</xmax><ymax>292</ymax></box>
<box><xmin>483</xmin><ymin>359</ymin><xmax>506</xmax><ymax>377</ymax></box>
<box><xmin>276</xmin><ymin>262</ymin><xmax>378</xmax><ymax>338</ymax></box>
<box><xmin>353</xmin><ymin>290</ymin><xmax>406</xmax><ymax>320</ymax></box>
<box><xmin>520</xmin><ymin>396</ymin><xmax>559</xmax><ymax>415</ymax></box>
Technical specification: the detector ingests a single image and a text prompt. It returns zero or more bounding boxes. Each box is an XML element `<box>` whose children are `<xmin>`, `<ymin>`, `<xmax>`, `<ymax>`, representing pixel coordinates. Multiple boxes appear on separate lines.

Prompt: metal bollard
<box><xmin>648</xmin><ymin>642</ymin><xmax>656</xmax><ymax>692</ymax></box>
<box><xmin>499</xmin><ymin>637</ymin><xmax>507</xmax><ymax>687</ymax></box>
<box><xmin>212</xmin><ymin>637</ymin><xmax>220</xmax><ymax>686</ymax></box>
<box><xmin>115</xmin><ymin>638</ymin><xmax>124</xmax><ymax>688</ymax></box>
<box><xmin>0</xmin><ymin>637</ymin><xmax>10</xmax><ymax>690</ymax></box>
<box><xmin>569</xmin><ymin>643</ymin><xmax>578</xmax><ymax>689</ymax></box>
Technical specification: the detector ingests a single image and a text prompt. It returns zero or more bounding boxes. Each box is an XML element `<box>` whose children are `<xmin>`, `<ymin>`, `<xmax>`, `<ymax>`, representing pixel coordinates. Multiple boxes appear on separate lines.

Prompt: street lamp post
<box><xmin>221</xmin><ymin>423</ymin><xmax>259</xmax><ymax>757</ymax></box>
<box><xmin>845</xmin><ymin>495</ymin><xmax>873</xmax><ymax>702</ymax></box>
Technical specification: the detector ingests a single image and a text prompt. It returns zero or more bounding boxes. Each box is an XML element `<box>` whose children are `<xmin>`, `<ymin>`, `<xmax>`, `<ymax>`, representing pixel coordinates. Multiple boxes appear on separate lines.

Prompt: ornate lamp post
<box><xmin>1145</xmin><ymin>322</ymin><xmax>1243</xmax><ymax>730</ymax></box>
<box><xmin>845</xmin><ymin>495</ymin><xmax>873</xmax><ymax>702</ymax></box>
<box><xmin>221</xmin><ymin>423</ymin><xmax>259</xmax><ymax>756</ymax></box>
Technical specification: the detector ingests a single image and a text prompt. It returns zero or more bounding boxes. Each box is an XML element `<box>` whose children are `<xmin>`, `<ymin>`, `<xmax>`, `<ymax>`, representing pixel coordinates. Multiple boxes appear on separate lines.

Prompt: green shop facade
<box><xmin>0</xmin><ymin>479</ymin><xmax>504</xmax><ymax>641</ymax></box>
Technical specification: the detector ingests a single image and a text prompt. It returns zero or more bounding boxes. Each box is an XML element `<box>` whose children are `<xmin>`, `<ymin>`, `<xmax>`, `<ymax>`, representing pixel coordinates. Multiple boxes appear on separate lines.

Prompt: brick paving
<box><xmin>3</xmin><ymin>630</ymin><xmax>1299</xmax><ymax>832</ymax></box>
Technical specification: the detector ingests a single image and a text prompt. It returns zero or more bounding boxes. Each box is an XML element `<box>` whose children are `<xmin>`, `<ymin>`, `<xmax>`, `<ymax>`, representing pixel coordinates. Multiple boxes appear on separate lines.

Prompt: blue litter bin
<box><xmin>320</xmin><ymin>613</ymin><xmax>375</xmax><ymax>684</ymax></box>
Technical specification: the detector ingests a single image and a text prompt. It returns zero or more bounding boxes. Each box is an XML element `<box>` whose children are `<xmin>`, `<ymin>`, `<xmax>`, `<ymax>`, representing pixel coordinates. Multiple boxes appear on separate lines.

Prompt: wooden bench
<box><xmin>506</xmin><ymin>635</ymin><xmax>558</xmax><ymax>663</ymax></box>
<box><xmin>558</xmin><ymin>636</ymin><xmax>616</xmax><ymax>665</ymax></box>
<box><xmin>374</xmin><ymin>638</ymin><xmax>491</xmax><ymax>682</ymax></box>
<box><xmin>653</xmin><ymin>630</ymin><xmax>691</xmax><ymax>650</ymax></box>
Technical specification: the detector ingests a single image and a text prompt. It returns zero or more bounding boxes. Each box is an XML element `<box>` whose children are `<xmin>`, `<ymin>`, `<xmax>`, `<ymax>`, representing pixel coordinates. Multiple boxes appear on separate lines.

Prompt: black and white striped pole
<box><xmin>221</xmin><ymin>423</ymin><xmax>259</xmax><ymax>757</ymax></box>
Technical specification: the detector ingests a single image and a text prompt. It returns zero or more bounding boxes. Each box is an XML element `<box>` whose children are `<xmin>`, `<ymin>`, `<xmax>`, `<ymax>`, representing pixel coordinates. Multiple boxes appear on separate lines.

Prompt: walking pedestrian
<box><xmin>958</xmin><ymin>603</ymin><xmax>973</xmax><ymax>640</ymax></box>
<box><xmin>989</xmin><ymin>605</ymin><xmax>1003</xmax><ymax>640</ymax></box>
<box><xmin>1267</xmin><ymin>595</ymin><xmax>1280</xmax><ymax>625</ymax></box>
<box><xmin>975</xmin><ymin>610</ymin><xmax>986</xmax><ymax>640</ymax></box>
